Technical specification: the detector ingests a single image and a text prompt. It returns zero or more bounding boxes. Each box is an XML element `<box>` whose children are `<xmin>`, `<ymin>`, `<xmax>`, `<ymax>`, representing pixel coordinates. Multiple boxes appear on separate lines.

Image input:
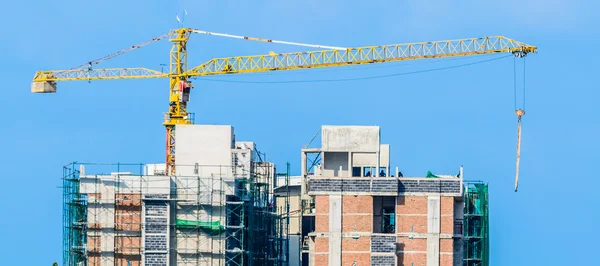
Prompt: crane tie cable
<box><xmin>70</xmin><ymin>31</ymin><xmax>174</xmax><ymax>70</ymax></box>
<box><xmin>190</xmin><ymin>29</ymin><xmax>347</xmax><ymax>50</ymax></box>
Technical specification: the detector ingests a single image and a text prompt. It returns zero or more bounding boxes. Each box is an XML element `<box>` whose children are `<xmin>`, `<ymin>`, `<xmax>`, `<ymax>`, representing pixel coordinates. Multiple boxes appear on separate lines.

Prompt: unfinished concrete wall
<box><xmin>352</xmin><ymin>152</ymin><xmax>377</xmax><ymax>167</ymax></box>
<box><xmin>322</xmin><ymin>126</ymin><xmax>380</xmax><ymax>152</ymax></box>
<box><xmin>322</xmin><ymin>152</ymin><xmax>349</xmax><ymax>177</ymax></box>
<box><xmin>175</xmin><ymin>125</ymin><xmax>235</xmax><ymax>177</ymax></box>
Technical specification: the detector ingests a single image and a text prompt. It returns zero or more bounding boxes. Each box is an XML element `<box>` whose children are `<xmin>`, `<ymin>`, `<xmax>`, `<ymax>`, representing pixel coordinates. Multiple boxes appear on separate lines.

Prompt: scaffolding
<box><xmin>274</xmin><ymin>163</ymin><xmax>291</xmax><ymax>266</ymax></box>
<box><xmin>62</xmin><ymin>159</ymin><xmax>289</xmax><ymax>266</ymax></box>
<box><xmin>463</xmin><ymin>181</ymin><xmax>489</xmax><ymax>266</ymax></box>
<box><xmin>62</xmin><ymin>165</ymin><xmax>87</xmax><ymax>266</ymax></box>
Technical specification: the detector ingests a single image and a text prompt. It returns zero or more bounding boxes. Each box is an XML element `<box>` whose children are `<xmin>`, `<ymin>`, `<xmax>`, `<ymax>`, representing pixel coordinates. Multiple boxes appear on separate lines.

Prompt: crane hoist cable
<box><xmin>514</xmin><ymin>56</ymin><xmax>527</xmax><ymax>192</ymax></box>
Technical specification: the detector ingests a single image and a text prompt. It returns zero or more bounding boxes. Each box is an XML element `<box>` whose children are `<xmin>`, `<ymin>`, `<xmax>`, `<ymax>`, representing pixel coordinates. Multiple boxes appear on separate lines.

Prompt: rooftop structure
<box><xmin>296</xmin><ymin>125</ymin><xmax>488</xmax><ymax>266</ymax></box>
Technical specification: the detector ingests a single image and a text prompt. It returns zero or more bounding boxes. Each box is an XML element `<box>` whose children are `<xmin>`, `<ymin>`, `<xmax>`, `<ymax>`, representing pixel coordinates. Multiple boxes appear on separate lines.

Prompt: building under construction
<box><xmin>62</xmin><ymin>125</ymin><xmax>291</xmax><ymax>266</ymax></box>
<box><xmin>295</xmin><ymin>126</ymin><xmax>489</xmax><ymax>266</ymax></box>
<box><xmin>61</xmin><ymin>124</ymin><xmax>488</xmax><ymax>266</ymax></box>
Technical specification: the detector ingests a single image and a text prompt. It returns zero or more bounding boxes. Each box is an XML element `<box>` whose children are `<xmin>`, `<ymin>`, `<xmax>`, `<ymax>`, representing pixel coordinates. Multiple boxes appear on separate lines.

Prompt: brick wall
<box><xmin>440</xmin><ymin>239</ymin><xmax>453</xmax><ymax>253</ymax></box>
<box><xmin>395</xmin><ymin>195</ymin><xmax>456</xmax><ymax>266</ymax></box>
<box><xmin>310</xmin><ymin>190</ymin><xmax>459</xmax><ymax>266</ymax></box>
<box><xmin>397</xmin><ymin>237</ymin><xmax>427</xmax><ymax>251</ymax></box>
<box><xmin>342</xmin><ymin>214</ymin><xmax>372</xmax><ymax>232</ymax></box>
<box><xmin>343</xmin><ymin>236</ymin><xmax>371</xmax><ymax>252</ymax></box>
<box><xmin>87</xmin><ymin>254</ymin><xmax>101</xmax><ymax>266</ymax></box>
<box><xmin>399</xmin><ymin>179</ymin><xmax>460</xmax><ymax>194</ymax></box>
<box><xmin>342</xmin><ymin>195</ymin><xmax>372</xmax><ymax>213</ymax></box>
<box><xmin>440</xmin><ymin>253</ymin><xmax>453</xmax><ymax>266</ymax></box>
<box><xmin>145</xmin><ymin>235</ymin><xmax>167</xmax><ymax>251</ymax></box>
<box><xmin>116</xmin><ymin>236</ymin><xmax>141</xmax><ymax>254</ymax></box>
<box><xmin>371</xmin><ymin>255</ymin><xmax>395</xmax><ymax>266</ymax></box>
<box><xmin>309</xmin><ymin>179</ymin><xmax>370</xmax><ymax>192</ymax></box>
<box><xmin>145</xmin><ymin>253</ymin><xmax>167</xmax><ymax>266</ymax></box>
<box><xmin>398</xmin><ymin>253</ymin><xmax>427</xmax><ymax>266</ymax></box>
<box><xmin>342</xmin><ymin>253</ymin><xmax>370</xmax><ymax>265</ymax></box>
<box><xmin>397</xmin><ymin>216</ymin><xmax>428</xmax><ymax>234</ymax></box>
<box><xmin>371</xmin><ymin>235</ymin><xmax>397</xmax><ymax>253</ymax></box>
<box><xmin>116</xmin><ymin>254</ymin><xmax>141</xmax><ymax>266</ymax></box>
<box><xmin>308</xmin><ymin>178</ymin><xmax>461</xmax><ymax>195</ymax></box>
<box><xmin>116</xmin><ymin>209</ymin><xmax>141</xmax><ymax>231</ymax></box>
<box><xmin>441</xmin><ymin>196</ymin><xmax>455</xmax><ymax>235</ymax></box>
<box><xmin>371</xmin><ymin>179</ymin><xmax>397</xmax><ymax>193</ymax></box>
<box><xmin>144</xmin><ymin>197</ymin><xmax>169</xmax><ymax>266</ymax></box>
<box><xmin>315</xmin><ymin>237</ymin><xmax>328</xmax><ymax>252</ymax></box>
<box><xmin>315</xmin><ymin>254</ymin><xmax>328</xmax><ymax>265</ymax></box>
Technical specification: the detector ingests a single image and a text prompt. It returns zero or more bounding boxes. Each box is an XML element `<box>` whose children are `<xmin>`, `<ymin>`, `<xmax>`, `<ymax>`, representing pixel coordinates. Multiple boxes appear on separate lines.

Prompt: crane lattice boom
<box><xmin>33</xmin><ymin>35</ymin><xmax>535</xmax><ymax>82</ymax></box>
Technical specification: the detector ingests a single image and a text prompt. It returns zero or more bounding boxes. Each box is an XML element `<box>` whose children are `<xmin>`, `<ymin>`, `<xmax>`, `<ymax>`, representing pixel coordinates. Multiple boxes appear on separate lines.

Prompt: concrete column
<box><xmin>375</xmin><ymin>151</ymin><xmax>380</xmax><ymax>177</ymax></box>
<box><xmin>329</xmin><ymin>195</ymin><xmax>342</xmax><ymax>266</ymax></box>
<box><xmin>301</xmin><ymin>151</ymin><xmax>307</xmax><ymax>177</ymax></box>
<box><xmin>427</xmin><ymin>196</ymin><xmax>441</xmax><ymax>266</ymax></box>
<box><xmin>348</xmin><ymin>152</ymin><xmax>352</xmax><ymax>177</ymax></box>
<box><xmin>301</xmin><ymin>152</ymin><xmax>309</xmax><ymax>200</ymax></box>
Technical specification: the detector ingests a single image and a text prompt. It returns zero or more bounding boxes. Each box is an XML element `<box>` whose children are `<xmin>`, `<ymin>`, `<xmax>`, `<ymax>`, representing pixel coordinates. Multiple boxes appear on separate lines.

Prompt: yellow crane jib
<box><xmin>30</xmin><ymin>28</ymin><xmax>537</xmax><ymax>176</ymax></box>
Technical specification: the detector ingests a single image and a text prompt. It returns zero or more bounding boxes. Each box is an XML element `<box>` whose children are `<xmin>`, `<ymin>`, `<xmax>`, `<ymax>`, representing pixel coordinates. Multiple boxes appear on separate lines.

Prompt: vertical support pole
<box><xmin>347</xmin><ymin>152</ymin><xmax>352</xmax><ymax>177</ymax></box>
<box><xmin>375</xmin><ymin>150</ymin><xmax>380</xmax><ymax>177</ymax></box>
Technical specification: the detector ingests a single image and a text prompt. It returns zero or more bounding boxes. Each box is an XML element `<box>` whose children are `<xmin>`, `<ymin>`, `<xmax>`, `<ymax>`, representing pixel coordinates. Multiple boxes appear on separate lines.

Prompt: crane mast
<box><xmin>31</xmin><ymin>28</ymin><xmax>537</xmax><ymax>175</ymax></box>
<box><xmin>165</xmin><ymin>28</ymin><xmax>193</xmax><ymax>175</ymax></box>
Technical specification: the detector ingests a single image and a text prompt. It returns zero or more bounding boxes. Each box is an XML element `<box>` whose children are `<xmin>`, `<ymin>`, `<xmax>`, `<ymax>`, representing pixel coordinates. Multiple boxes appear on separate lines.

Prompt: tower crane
<box><xmin>31</xmin><ymin>28</ymin><xmax>537</xmax><ymax>176</ymax></box>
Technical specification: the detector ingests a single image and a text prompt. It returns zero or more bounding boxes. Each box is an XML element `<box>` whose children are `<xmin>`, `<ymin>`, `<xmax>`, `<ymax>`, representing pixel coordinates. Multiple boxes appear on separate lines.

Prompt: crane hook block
<box><xmin>31</xmin><ymin>81</ymin><xmax>57</xmax><ymax>93</ymax></box>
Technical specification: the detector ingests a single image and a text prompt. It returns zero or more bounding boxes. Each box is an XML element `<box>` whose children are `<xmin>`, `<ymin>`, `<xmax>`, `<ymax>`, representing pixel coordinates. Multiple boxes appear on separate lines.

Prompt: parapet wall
<box><xmin>308</xmin><ymin>177</ymin><xmax>462</xmax><ymax>196</ymax></box>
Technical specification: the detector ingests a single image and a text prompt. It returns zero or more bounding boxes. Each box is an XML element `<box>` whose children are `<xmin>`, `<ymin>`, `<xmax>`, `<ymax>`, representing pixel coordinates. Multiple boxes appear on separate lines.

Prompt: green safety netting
<box><xmin>426</xmin><ymin>171</ymin><xmax>439</xmax><ymax>178</ymax></box>
<box><xmin>176</xmin><ymin>219</ymin><xmax>225</xmax><ymax>235</ymax></box>
<box><xmin>463</xmin><ymin>183</ymin><xmax>489</xmax><ymax>266</ymax></box>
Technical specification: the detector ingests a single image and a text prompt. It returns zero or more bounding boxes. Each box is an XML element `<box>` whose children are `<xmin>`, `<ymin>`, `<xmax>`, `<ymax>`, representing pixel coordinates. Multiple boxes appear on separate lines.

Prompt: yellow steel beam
<box><xmin>186</xmin><ymin>36</ymin><xmax>536</xmax><ymax>77</ymax></box>
<box><xmin>33</xmin><ymin>68</ymin><xmax>166</xmax><ymax>82</ymax></box>
<box><xmin>32</xmin><ymin>36</ymin><xmax>536</xmax><ymax>83</ymax></box>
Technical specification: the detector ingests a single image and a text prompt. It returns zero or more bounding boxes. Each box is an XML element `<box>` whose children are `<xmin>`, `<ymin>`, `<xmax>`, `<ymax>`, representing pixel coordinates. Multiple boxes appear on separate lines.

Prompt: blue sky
<box><xmin>0</xmin><ymin>0</ymin><xmax>597</xmax><ymax>265</ymax></box>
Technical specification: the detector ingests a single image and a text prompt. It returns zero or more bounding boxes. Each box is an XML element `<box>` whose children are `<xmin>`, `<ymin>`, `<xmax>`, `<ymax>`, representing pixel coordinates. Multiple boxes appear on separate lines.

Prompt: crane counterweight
<box><xmin>31</xmin><ymin>81</ymin><xmax>57</xmax><ymax>93</ymax></box>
